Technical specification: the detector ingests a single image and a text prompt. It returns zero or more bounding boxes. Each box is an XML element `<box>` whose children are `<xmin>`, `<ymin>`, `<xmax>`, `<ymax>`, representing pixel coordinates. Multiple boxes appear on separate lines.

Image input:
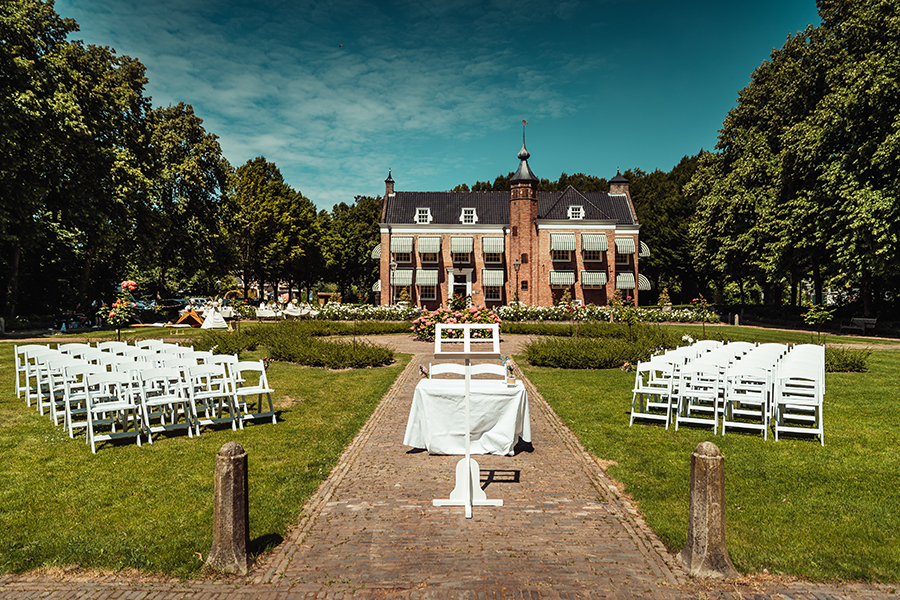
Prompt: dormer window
<box><xmin>416</xmin><ymin>207</ymin><xmax>432</xmax><ymax>224</ymax></box>
<box><xmin>460</xmin><ymin>208</ymin><xmax>478</xmax><ymax>224</ymax></box>
<box><xmin>568</xmin><ymin>205</ymin><xmax>584</xmax><ymax>220</ymax></box>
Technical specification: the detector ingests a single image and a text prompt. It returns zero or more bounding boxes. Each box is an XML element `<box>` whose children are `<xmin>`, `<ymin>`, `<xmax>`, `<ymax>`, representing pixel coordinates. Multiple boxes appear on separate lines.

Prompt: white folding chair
<box><xmin>58</xmin><ymin>343</ymin><xmax>93</xmax><ymax>359</ymax></box>
<box><xmin>188</xmin><ymin>364</ymin><xmax>242</xmax><ymax>431</ymax></box>
<box><xmin>692</xmin><ymin>340</ymin><xmax>723</xmax><ymax>353</ymax></box>
<box><xmin>429</xmin><ymin>363</ymin><xmax>467</xmax><ymax>378</ymax></box>
<box><xmin>136</xmin><ymin>339</ymin><xmax>165</xmax><ymax>352</ymax></box>
<box><xmin>15</xmin><ymin>344</ymin><xmax>50</xmax><ymax>400</ymax></box>
<box><xmin>232</xmin><ymin>360</ymin><xmax>277</xmax><ymax>425</ymax></box>
<box><xmin>28</xmin><ymin>347</ymin><xmax>63</xmax><ymax>414</ymax></box>
<box><xmin>630</xmin><ymin>357</ymin><xmax>676</xmax><ymax>428</ymax></box>
<box><xmin>21</xmin><ymin>345</ymin><xmax>58</xmax><ymax>407</ymax></box>
<box><xmin>675</xmin><ymin>360</ymin><xmax>721</xmax><ymax>433</ymax></box>
<box><xmin>469</xmin><ymin>363</ymin><xmax>506</xmax><ymax>378</ymax></box>
<box><xmin>721</xmin><ymin>364</ymin><xmax>770</xmax><ymax>439</ymax></box>
<box><xmin>96</xmin><ymin>340</ymin><xmax>129</xmax><ymax>355</ymax></box>
<box><xmin>773</xmin><ymin>359</ymin><xmax>824</xmax><ymax>446</ymax></box>
<box><xmin>62</xmin><ymin>363</ymin><xmax>106</xmax><ymax>438</ymax></box>
<box><xmin>43</xmin><ymin>353</ymin><xmax>83</xmax><ymax>426</ymax></box>
<box><xmin>139</xmin><ymin>367</ymin><xmax>195</xmax><ymax>442</ymax></box>
<box><xmin>84</xmin><ymin>371</ymin><xmax>144</xmax><ymax>453</ymax></box>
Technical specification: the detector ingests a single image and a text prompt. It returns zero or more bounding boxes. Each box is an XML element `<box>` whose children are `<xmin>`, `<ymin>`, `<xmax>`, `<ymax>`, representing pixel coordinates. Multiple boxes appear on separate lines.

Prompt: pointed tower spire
<box><xmin>511</xmin><ymin>124</ymin><xmax>537</xmax><ymax>184</ymax></box>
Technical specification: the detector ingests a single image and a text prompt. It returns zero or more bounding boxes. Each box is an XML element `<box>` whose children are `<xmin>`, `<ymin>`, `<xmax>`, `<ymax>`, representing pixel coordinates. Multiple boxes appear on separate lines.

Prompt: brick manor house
<box><xmin>372</xmin><ymin>138</ymin><xmax>650</xmax><ymax>308</ymax></box>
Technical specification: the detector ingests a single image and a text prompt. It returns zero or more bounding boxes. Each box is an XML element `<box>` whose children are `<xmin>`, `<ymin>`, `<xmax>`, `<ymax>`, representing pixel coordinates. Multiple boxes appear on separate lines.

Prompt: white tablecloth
<box><xmin>403</xmin><ymin>379</ymin><xmax>531</xmax><ymax>455</ymax></box>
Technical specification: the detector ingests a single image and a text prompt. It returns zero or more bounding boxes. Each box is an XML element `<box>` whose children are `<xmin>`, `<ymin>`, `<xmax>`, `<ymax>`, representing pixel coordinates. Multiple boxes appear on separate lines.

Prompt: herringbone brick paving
<box><xmin>0</xmin><ymin>335</ymin><xmax>895</xmax><ymax>599</ymax></box>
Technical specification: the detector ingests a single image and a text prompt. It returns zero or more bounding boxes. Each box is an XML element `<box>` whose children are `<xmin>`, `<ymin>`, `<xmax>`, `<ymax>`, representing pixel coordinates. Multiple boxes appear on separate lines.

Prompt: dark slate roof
<box><xmin>383</xmin><ymin>189</ymin><xmax>636</xmax><ymax>226</ymax></box>
<box><xmin>383</xmin><ymin>192</ymin><xmax>510</xmax><ymax>224</ymax></box>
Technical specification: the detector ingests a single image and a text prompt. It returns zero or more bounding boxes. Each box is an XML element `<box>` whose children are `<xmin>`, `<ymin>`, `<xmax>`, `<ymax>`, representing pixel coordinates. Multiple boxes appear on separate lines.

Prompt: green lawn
<box><xmin>520</xmin><ymin>345</ymin><xmax>900</xmax><ymax>583</ymax></box>
<box><xmin>0</xmin><ymin>339</ymin><xmax>409</xmax><ymax>576</ymax></box>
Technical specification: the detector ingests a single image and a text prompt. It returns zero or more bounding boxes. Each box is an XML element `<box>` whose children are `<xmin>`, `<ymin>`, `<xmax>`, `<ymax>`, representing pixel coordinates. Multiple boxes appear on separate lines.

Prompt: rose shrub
<box><xmin>410</xmin><ymin>305</ymin><xmax>501</xmax><ymax>341</ymax></box>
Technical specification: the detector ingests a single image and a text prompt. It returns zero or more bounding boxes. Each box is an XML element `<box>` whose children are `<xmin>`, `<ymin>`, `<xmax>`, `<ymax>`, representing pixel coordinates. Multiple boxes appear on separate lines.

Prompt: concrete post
<box><xmin>677</xmin><ymin>441</ymin><xmax>739</xmax><ymax>579</ymax></box>
<box><xmin>206</xmin><ymin>441</ymin><xmax>251</xmax><ymax>575</ymax></box>
<box><xmin>734</xmin><ymin>314</ymin><xmax>739</xmax><ymax>326</ymax></box>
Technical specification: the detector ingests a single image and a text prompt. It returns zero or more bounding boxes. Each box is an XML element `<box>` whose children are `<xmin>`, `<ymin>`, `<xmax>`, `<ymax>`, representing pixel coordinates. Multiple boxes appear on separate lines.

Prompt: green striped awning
<box><xmin>370</xmin><ymin>244</ymin><xmax>381</xmax><ymax>259</ymax></box>
<box><xmin>390</xmin><ymin>236</ymin><xmax>413</xmax><ymax>253</ymax></box>
<box><xmin>418</xmin><ymin>236</ymin><xmax>441</xmax><ymax>254</ymax></box>
<box><xmin>638</xmin><ymin>274</ymin><xmax>652</xmax><ymax>291</ymax></box>
<box><xmin>639</xmin><ymin>241</ymin><xmax>650</xmax><ymax>258</ymax></box>
<box><xmin>549</xmin><ymin>270</ymin><xmax>576</xmax><ymax>286</ymax></box>
<box><xmin>616</xmin><ymin>272</ymin><xmax>636</xmax><ymax>289</ymax></box>
<box><xmin>372</xmin><ymin>280</ymin><xmax>381</xmax><ymax>292</ymax></box>
<box><xmin>614</xmin><ymin>237</ymin><xmax>636</xmax><ymax>254</ymax></box>
<box><xmin>581</xmin><ymin>233</ymin><xmax>608</xmax><ymax>252</ymax></box>
<box><xmin>550</xmin><ymin>233</ymin><xmax>576</xmax><ymax>251</ymax></box>
<box><xmin>481</xmin><ymin>269</ymin><xmax>505</xmax><ymax>286</ymax></box>
<box><xmin>482</xmin><ymin>237</ymin><xmax>505</xmax><ymax>253</ymax></box>
<box><xmin>415</xmin><ymin>269</ymin><xmax>439</xmax><ymax>286</ymax></box>
<box><xmin>580</xmin><ymin>271</ymin><xmax>608</xmax><ymax>287</ymax></box>
<box><xmin>390</xmin><ymin>269</ymin><xmax>413</xmax><ymax>286</ymax></box>
<box><xmin>450</xmin><ymin>236</ymin><xmax>473</xmax><ymax>253</ymax></box>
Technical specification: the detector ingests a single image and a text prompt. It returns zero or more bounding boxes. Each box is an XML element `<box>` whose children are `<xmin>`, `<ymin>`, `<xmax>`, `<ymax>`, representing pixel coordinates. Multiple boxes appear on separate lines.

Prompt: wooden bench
<box><xmin>840</xmin><ymin>317</ymin><xmax>877</xmax><ymax>335</ymax></box>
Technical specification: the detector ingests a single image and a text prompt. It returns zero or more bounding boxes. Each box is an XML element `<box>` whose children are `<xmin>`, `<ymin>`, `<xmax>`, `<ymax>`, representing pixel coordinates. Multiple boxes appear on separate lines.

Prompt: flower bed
<box><xmin>495</xmin><ymin>303</ymin><xmax>718</xmax><ymax>323</ymax></box>
<box><xmin>411</xmin><ymin>305</ymin><xmax>502</xmax><ymax>341</ymax></box>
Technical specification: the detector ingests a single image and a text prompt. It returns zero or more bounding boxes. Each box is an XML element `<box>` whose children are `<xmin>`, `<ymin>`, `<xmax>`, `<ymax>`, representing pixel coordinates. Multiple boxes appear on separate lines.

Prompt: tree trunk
<box><xmin>790</xmin><ymin>274</ymin><xmax>799</xmax><ymax>307</ymax></box>
<box><xmin>78</xmin><ymin>244</ymin><xmax>95</xmax><ymax>304</ymax></box>
<box><xmin>4</xmin><ymin>243</ymin><xmax>21</xmax><ymax>321</ymax></box>
<box><xmin>861</xmin><ymin>270</ymin><xmax>873</xmax><ymax>316</ymax></box>
<box><xmin>812</xmin><ymin>260</ymin><xmax>823</xmax><ymax>306</ymax></box>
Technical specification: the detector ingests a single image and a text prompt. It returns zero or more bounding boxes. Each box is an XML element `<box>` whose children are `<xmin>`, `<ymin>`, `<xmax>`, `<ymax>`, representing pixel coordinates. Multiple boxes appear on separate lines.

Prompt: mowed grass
<box><xmin>0</xmin><ymin>340</ymin><xmax>409</xmax><ymax>576</ymax></box>
<box><xmin>520</xmin><ymin>346</ymin><xmax>900</xmax><ymax>583</ymax></box>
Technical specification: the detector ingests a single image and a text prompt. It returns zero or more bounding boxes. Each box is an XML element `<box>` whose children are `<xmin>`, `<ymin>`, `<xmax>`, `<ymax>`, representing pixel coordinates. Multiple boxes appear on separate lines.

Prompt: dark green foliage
<box><xmin>192</xmin><ymin>330</ymin><xmax>257</xmax><ymax>356</ymax></box>
<box><xmin>267</xmin><ymin>334</ymin><xmax>394</xmax><ymax>369</ymax></box>
<box><xmin>522</xmin><ymin>326</ymin><xmax>678</xmax><ymax>369</ymax></box>
<box><xmin>245</xmin><ymin>320</ymin><xmax>408</xmax><ymax>347</ymax></box>
<box><xmin>825</xmin><ymin>346</ymin><xmax>870</xmax><ymax>372</ymax></box>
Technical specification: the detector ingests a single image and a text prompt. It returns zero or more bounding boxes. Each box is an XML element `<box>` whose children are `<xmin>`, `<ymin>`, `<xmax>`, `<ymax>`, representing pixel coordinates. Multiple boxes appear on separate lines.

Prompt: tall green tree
<box><xmin>224</xmin><ymin>157</ymin><xmax>317</xmax><ymax>300</ymax></box>
<box><xmin>321</xmin><ymin>196</ymin><xmax>381</xmax><ymax>300</ymax></box>
<box><xmin>1</xmin><ymin>0</ymin><xmax>78</xmax><ymax>318</ymax></box>
<box><xmin>139</xmin><ymin>103</ymin><xmax>231</xmax><ymax>299</ymax></box>
<box><xmin>689</xmin><ymin>0</ymin><xmax>900</xmax><ymax>313</ymax></box>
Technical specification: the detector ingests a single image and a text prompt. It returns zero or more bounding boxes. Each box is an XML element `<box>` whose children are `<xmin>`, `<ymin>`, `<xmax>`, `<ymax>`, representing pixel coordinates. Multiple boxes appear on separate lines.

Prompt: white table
<box><xmin>404</xmin><ymin>378</ymin><xmax>531</xmax><ymax>456</ymax></box>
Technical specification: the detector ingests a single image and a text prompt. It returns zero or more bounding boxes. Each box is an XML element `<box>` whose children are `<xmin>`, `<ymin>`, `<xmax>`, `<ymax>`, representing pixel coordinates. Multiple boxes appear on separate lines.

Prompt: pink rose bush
<box><xmin>410</xmin><ymin>305</ymin><xmax>501</xmax><ymax>341</ymax></box>
<box><xmin>97</xmin><ymin>279</ymin><xmax>139</xmax><ymax>339</ymax></box>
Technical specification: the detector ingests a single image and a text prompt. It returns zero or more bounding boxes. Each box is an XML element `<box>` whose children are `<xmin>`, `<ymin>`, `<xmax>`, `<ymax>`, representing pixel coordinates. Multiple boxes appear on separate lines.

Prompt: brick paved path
<box><xmin>0</xmin><ymin>335</ymin><xmax>895</xmax><ymax>599</ymax></box>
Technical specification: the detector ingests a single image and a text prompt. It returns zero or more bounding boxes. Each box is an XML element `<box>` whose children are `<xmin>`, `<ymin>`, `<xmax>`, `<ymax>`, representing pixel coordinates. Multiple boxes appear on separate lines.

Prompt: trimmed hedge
<box><xmin>268</xmin><ymin>335</ymin><xmax>395</xmax><ymax>369</ymax></box>
<box><xmin>522</xmin><ymin>325</ymin><xmax>678</xmax><ymax>369</ymax></box>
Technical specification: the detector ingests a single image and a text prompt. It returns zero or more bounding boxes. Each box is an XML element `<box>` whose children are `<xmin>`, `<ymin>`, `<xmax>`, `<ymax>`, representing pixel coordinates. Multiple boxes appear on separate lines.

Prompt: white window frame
<box><xmin>551</xmin><ymin>249</ymin><xmax>571</xmax><ymax>262</ymax></box>
<box><xmin>393</xmin><ymin>252</ymin><xmax>411</xmax><ymax>263</ymax></box>
<box><xmin>460</xmin><ymin>207</ymin><xmax>478</xmax><ymax>224</ymax></box>
<box><xmin>583</xmin><ymin>249</ymin><xmax>603</xmax><ymax>262</ymax></box>
<box><xmin>416</xmin><ymin>207</ymin><xmax>432</xmax><ymax>224</ymax></box>
<box><xmin>420</xmin><ymin>252</ymin><xmax>438</xmax><ymax>264</ymax></box>
<box><xmin>567</xmin><ymin>205</ymin><xmax>584</xmax><ymax>220</ymax></box>
<box><xmin>615</xmin><ymin>252</ymin><xmax>630</xmax><ymax>266</ymax></box>
<box><xmin>484</xmin><ymin>252</ymin><xmax>502</xmax><ymax>264</ymax></box>
<box><xmin>452</xmin><ymin>252</ymin><xmax>470</xmax><ymax>264</ymax></box>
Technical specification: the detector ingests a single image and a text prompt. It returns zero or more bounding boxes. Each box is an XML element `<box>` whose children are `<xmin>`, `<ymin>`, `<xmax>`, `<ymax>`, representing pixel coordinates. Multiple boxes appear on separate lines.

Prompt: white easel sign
<box><xmin>431</xmin><ymin>323</ymin><xmax>504</xmax><ymax>518</ymax></box>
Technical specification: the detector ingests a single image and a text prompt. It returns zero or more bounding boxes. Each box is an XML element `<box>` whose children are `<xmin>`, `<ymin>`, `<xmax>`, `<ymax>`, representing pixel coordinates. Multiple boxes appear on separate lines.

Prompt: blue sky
<box><xmin>55</xmin><ymin>0</ymin><xmax>821</xmax><ymax>210</ymax></box>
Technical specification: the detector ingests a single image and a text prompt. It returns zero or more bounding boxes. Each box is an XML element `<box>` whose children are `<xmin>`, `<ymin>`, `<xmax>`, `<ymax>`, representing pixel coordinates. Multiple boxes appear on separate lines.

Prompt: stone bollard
<box><xmin>734</xmin><ymin>314</ymin><xmax>739</xmax><ymax>326</ymax></box>
<box><xmin>677</xmin><ymin>441</ymin><xmax>739</xmax><ymax>579</ymax></box>
<box><xmin>206</xmin><ymin>441</ymin><xmax>251</xmax><ymax>575</ymax></box>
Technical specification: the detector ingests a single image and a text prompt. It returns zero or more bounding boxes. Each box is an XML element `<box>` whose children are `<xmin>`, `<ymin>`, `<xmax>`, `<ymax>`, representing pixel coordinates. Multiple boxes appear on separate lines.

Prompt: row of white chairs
<box><xmin>630</xmin><ymin>340</ymin><xmax>825</xmax><ymax>445</ymax></box>
<box><xmin>15</xmin><ymin>340</ymin><xmax>276</xmax><ymax>453</ymax></box>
